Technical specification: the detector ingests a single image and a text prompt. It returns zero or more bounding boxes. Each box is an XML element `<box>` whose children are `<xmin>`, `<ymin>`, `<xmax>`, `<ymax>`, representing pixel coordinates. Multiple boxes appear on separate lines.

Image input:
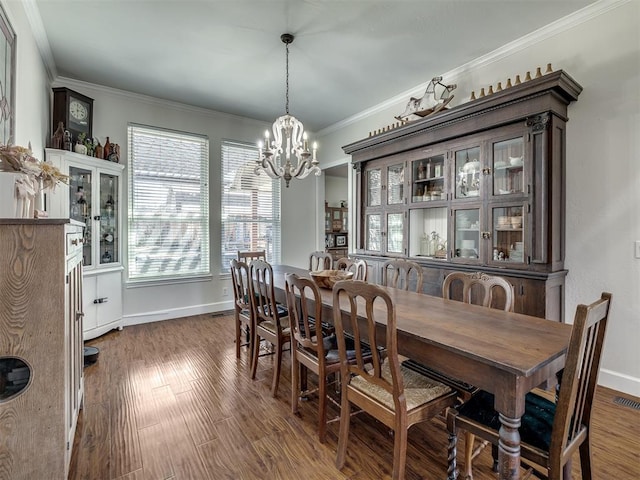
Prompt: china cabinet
<box><xmin>0</xmin><ymin>219</ymin><xmax>84</xmax><ymax>479</ymax></box>
<box><xmin>344</xmin><ymin>70</ymin><xmax>582</xmax><ymax>321</ymax></box>
<box><xmin>45</xmin><ymin>149</ymin><xmax>124</xmax><ymax>339</ymax></box>
<box><xmin>325</xmin><ymin>205</ymin><xmax>349</xmax><ymax>261</ymax></box>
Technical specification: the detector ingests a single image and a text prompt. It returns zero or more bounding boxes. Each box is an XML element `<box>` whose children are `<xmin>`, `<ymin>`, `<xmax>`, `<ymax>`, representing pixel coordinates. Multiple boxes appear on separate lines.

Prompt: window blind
<box><xmin>221</xmin><ymin>140</ymin><xmax>281</xmax><ymax>273</ymax></box>
<box><xmin>127</xmin><ymin>124</ymin><xmax>210</xmax><ymax>282</ymax></box>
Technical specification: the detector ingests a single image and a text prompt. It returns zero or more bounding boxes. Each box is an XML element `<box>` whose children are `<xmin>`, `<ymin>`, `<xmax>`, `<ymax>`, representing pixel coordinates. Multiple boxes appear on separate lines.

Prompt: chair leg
<box><xmin>250</xmin><ymin>331</ymin><xmax>260</xmax><ymax>380</ymax></box>
<box><xmin>464</xmin><ymin>432</ymin><xmax>474</xmax><ymax>479</ymax></box>
<box><xmin>446</xmin><ymin>415</ymin><xmax>459</xmax><ymax>480</ymax></box>
<box><xmin>336</xmin><ymin>387</ymin><xmax>351</xmax><ymax>470</ymax></box>
<box><xmin>291</xmin><ymin>350</ymin><xmax>299</xmax><ymax>414</ymax></box>
<box><xmin>491</xmin><ymin>443</ymin><xmax>499</xmax><ymax>472</ymax></box>
<box><xmin>578</xmin><ymin>439</ymin><xmax>592</xmax><ymax>480</ymax></box>
<box><xmin>318</xmin><ymin>372</ymin><xmax>327</xmax><ymax>443</ymax></box>
<box><xmin>271</xmin><ymin>337</ymin><xmax>283</xmax><ymax>397</ymax></box>
<box><xmin>391</xmin><ymin>426</ymin><xmax>408</xmax><ymax>480</ymax></box>
<box><xmin>235</xmin><ymin>315</ymin><xmax>241</xmax><ymax>359</ymax></box>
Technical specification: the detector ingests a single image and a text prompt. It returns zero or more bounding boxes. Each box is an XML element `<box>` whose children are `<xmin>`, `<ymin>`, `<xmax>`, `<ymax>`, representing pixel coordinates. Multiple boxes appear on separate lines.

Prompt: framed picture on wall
<box><xmin>0</xmin><ymin>4</ymin><xmax>16</xmax><ymax>145</ymax></box>
<box><xmin>335</xmin><ymin>234</ymin><xmax>347</xmax><ymax>247</ymax></box>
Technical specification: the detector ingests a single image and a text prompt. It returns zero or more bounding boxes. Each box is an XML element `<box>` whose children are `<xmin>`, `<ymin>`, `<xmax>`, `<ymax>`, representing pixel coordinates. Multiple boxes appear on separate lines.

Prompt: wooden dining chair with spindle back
<box><xmin>249</xmin><ymin>259</ymin><xmax>291</xmax><ymax>397</ymax></box>
<box><xmin>336</xmin><ymin>257</ymin><xmax>368</xmax><ymax>281</ymax></box>
<box><xmin>446</xmin><ymin>292</ymin><xmax>612</xmax><ymax>480</ymax></box>
<box><xmin>309</xmin><ymin>251</ymin><xmax>333</xmax><ymax>271</ymax></box>
<box><xmin>381</xmin><ymin>258</ymin><xmax>424</xmax><ymax>292</ymax></box>
<box><xmin>332</xmin><ymin>280</ymin><xmax>458</xmax><ymax>480</ymax></box>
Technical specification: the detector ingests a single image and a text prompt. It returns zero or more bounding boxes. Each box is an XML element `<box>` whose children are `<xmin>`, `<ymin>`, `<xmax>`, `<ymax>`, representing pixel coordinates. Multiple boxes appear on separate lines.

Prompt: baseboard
<box><xmin>122</xmin><ymin>300</ymin><xmax>234</xmax><ymax>327</ymax></box>
<box><xmin>599</xmin><ymin>368</ymin><xmax>640</xmax><ymax>398</ymax></box>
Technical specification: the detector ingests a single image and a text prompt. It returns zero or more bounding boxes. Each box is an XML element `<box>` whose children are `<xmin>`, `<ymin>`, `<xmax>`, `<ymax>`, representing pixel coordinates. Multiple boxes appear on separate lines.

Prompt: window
<box><xmin>221</xmin><ymin>140</ymin><xmax>281</xmax><ymax>273</ymax></box>
<box><xmin>127</xmin><ymin>124</ymin><xmax>209</xmax><ymax>282</ymax></box>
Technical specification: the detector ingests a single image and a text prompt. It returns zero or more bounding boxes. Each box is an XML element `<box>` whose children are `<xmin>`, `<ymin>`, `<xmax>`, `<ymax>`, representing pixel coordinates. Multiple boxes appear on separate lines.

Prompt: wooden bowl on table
<box><xmin>310</xmin><ymin>270</ymin><xmax>354</xmax><ymax>289</ymax></box>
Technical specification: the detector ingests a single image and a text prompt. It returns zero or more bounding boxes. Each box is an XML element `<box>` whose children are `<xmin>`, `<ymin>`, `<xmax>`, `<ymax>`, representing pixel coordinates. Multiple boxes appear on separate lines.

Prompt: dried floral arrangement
<box><xmin>0</xmin><ymin>143</ymin><xmax>68</xmax><ymax>191</ymax></box>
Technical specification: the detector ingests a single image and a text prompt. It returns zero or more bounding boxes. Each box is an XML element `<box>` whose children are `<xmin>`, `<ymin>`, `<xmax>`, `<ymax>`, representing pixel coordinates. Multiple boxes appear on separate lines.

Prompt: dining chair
<box><xmin>442</xmin><ymin>271</ymin><xmax>514</xmax><ymax>312</ymax></box>
<box><xmin>402</xmin><ymin>270</ymin><xmax>515</xmax><ymax>475</ymax></box>
<box><xmin>285</xmin><ymin>273</ymin><xmax>341</xmax><ymax>442</ymax></box>
<box><xmin>237</xmin><ymin>250</ymin><xmax>266</xmax><ymax>263</ymax></box>
<box><xmin>309</xmin><ymin>251</ymin><xmax>333</xmax><ymax>271</ymax></box>
<box><xmin>446</xmin><ymin>292</ymin><xmax>612</xmax><ymax>480</ymax></box>
<box><xmin>443</xmin><ymin>271</ymin><xmax>515</xmax><ymax>474</ymax></box>
<box><xmin>229</xmin><ymin>258</ymin><xmax>253</xmax><ymax>360</ymax></box>
<box><xmin>332</xmin><ymin>280</ymin><xmax>458</xmax><ymax>480</ymax></box>
<box><xmin>381</xmin><ymin>259</ymin><xmax>424</xmax><ymax>292</ymax></box>
<box><xmin>336</xmin><ymin>257</ymin><xmax>368</xmax><ymax>281</ymax></box>
<box><xmin>249</xmin><ymin>259</ymin><xmax>291</xmax><ymax>397</ymax></box>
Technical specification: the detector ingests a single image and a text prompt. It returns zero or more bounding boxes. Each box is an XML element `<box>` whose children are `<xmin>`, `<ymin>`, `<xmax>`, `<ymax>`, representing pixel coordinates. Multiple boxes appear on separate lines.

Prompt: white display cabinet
<box><xmin>45</xmin><ymin>149</ymin><xmax>125</xmax><ymax>340</ymax></box>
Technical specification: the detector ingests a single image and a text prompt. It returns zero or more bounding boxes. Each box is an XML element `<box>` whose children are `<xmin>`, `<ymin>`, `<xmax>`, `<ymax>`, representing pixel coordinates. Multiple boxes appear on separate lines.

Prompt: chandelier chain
<box><xmin>285</xmin><ymin>42</ymin><xmax>290</xmax><ymax>114</ymax></box>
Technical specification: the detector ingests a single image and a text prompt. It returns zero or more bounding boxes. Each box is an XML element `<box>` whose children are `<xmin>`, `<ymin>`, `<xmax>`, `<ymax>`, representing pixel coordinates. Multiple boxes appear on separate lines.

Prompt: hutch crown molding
<box><xmin>343</xmin><ymin>70</ymin><xmax>582</xmax><ymax>321</ymax></box>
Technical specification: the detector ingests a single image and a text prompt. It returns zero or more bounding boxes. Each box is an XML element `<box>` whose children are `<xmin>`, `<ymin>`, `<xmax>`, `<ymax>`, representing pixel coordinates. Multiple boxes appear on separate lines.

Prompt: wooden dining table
<box><xmin>270</xmin><ymin>265</ymin><xmax>572</xmax><ymax>480</ymax></box>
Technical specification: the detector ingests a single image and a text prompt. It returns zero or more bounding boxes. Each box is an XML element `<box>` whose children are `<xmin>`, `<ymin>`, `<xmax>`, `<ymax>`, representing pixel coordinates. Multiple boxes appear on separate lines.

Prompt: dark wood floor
<box><xmin>70</xmin><ymin>313</ymin><xmax>640</xmax><ymax>480</ymax></box>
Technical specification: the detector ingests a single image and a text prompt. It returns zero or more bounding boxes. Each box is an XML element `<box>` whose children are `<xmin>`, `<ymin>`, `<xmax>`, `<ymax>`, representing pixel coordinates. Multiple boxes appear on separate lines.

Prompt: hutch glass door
<box><xmin>69</xmin><ymin>166</ymin><xmax>92</xmax><ymax>266</ymax></box>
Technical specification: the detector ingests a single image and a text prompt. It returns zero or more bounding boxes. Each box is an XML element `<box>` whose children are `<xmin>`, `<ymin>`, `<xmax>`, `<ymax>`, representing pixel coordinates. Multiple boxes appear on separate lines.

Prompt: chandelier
<box><xmin>255</xmin><ymin>33</ymin><xmax>320</xmax><ymax>188</ymax></box>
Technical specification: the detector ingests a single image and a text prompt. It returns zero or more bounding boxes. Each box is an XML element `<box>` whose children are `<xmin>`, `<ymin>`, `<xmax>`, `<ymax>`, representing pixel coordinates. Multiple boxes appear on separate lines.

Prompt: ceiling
<box><xmin>32</xmin><ymin>1</ymin><xmax>595</xmax><ymax>133</ymax></box>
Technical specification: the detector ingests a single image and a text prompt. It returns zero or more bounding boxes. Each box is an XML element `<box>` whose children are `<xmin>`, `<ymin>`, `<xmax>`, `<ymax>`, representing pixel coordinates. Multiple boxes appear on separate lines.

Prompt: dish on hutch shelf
<box><xmin>509</xmin><ymin>156</ymin><xmax>523</xmax><ymax>166</ymax></box>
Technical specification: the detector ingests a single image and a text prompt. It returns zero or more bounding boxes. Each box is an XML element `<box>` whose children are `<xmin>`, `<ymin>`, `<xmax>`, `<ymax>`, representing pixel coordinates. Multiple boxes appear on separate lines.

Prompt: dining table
<box><xmin>270</xmin><ymin>265</ymin><xmax>573</xmax><ymax>480</ymax></box>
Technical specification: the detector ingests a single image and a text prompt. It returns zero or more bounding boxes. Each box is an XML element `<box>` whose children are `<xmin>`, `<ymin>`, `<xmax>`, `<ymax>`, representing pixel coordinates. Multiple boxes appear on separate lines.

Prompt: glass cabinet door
<box><xmin>491</xmin><ymin>205</ymin><xmax>525</xmax><ymax>264</ymax></box>
<box><xmin>412</xmin><ymin>154</ymin><xmax>446</xmax><ymax>202</ymax></box>
<box><xmin>387</xmin><ymin>163</ymin><xmax>405</xmax><ymax>205</ymax></box>
<box><xmin>69</xmin><ymin>166</ymin><xmax>93</xmax><ymax>266</ymax></box>
<box><xmin>367</xmin><ymin>168</ymin><xmax>381</xmax><ymax>207</ymax></box>
<box><xmin>492</xmin><ymin>137</ymin><xmax>524</xmax><ymax>196</ymax></box>
<box><xmin>387</xmin><ymin>213</ymin><xmax>404</xmax><ymax>254</ymax></box>
<box><xmin>453</xmin><ymin>208</ymin><xmax>480</xmax><ymax>260</ymax></box>
<box><xmin>454</xmin><ymin>146</ymin><xmax>481</xmax><ymax>199</ymax></box>
<box><xmin>99</xmin><ymin>173</ymin><xmax>119</xmax><ymax>265</ymax></box>
<box><xmin>366</xmin><ymin>214</ymin><xmax>381</xmax><ymax>252</ymax></box>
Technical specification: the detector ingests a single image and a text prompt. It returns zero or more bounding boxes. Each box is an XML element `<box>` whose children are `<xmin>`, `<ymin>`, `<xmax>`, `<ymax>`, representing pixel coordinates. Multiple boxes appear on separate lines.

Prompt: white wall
<box><xmin>3</xmin><ymin>1</ymin><xmax>50</xmax><ymax>154</ymax></box>
<box><xmin>325</xmin><ymin>175</ymin><xmax>348</xmax><ymax>207</ymax></box>
<box><xmin>318</xmin><ymin>0</ymin><xmax>640</xmax><ymax>396</ymax></box>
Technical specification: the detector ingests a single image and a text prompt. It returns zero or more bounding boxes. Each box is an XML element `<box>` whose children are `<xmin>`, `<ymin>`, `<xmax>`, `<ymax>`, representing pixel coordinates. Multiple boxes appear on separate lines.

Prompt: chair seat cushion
<box><xmin>457</xmin><ymin>390</ymin><xmax>556</xmax><ymax>452</ymax></box>
<box><xmin>323</xmin><ymin>334</ymin><xmax>363</xmax><ymax>364</ymax></box>
<box><xmin>258</xmin><ymin>316</ymin><xmax>290</xmax><ymax>335</ymax></box>
<box><xmin>350</xmin><ymin>361</ymin><xmax>452</xmax><ymax>411</ymax></box>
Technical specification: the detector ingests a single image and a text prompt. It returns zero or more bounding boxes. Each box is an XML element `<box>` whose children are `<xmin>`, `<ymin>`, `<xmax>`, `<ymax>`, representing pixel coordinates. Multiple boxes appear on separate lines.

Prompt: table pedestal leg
<box><xmin>498</xmin><ymin>413</ymin><xmax>521</xmax><ymax>480</ymax></box>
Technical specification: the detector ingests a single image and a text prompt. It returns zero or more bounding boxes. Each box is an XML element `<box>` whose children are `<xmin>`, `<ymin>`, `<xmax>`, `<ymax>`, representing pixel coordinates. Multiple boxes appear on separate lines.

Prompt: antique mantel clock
<box><xmin>52</xmin><ymin>87</ymin><xmax>94</xmax><ymax>142</ymax></box>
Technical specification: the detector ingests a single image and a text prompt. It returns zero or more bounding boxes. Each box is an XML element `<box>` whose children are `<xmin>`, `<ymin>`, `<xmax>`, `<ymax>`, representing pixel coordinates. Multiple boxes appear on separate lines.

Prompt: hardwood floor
<box><xmin>70</xmin><ymin>313</ymin><xmax>640</xmax><ymax>479</ymax></box>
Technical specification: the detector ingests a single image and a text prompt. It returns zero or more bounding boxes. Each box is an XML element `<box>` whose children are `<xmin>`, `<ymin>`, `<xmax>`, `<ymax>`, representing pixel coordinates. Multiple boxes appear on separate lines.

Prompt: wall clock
<box><xmin>52</xmin><ymin>87</ymin><xmax>94</xmax><ymax>143</ymax></box>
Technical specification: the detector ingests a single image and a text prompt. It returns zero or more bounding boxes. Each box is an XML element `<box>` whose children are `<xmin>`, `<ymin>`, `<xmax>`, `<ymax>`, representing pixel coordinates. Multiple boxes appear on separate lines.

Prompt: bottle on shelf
<box><xmin>105</xmin><ymin>195</ymin><xmax>114</xmax><ymax>216</ymax></box>
<box><xmin>429</xmin><ymin>231</ymin><xmax>439</xmax><ymax>256</ymax></box>
<box><xmin>101</xmin><ymin>249</ymin><xmax>112</xmax><ymax>263</ymax></box>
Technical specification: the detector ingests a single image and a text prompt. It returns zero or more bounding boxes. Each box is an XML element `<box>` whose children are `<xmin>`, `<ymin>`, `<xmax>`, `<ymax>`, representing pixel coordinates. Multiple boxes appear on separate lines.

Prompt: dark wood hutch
<box><xmin>343</xmin><ymin>70</ymin><xmax>582</xmax><ymax>321</ymax></box>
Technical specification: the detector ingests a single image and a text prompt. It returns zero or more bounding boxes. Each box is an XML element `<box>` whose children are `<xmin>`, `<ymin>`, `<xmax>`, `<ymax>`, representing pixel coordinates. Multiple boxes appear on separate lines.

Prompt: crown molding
<box><xmin>22</xmin><ymin>0</ymin><xmax>57</xmax><ymax>81</ymax></box>
<box><xmin>318</xmin><ymin>0</ymin><xmax>630</xmax><ymax>137</ymax></box>
<box><xmin>52</xmin><ymin>76</ymin><xmax>270</xmax><ymax>128</ymax></box>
